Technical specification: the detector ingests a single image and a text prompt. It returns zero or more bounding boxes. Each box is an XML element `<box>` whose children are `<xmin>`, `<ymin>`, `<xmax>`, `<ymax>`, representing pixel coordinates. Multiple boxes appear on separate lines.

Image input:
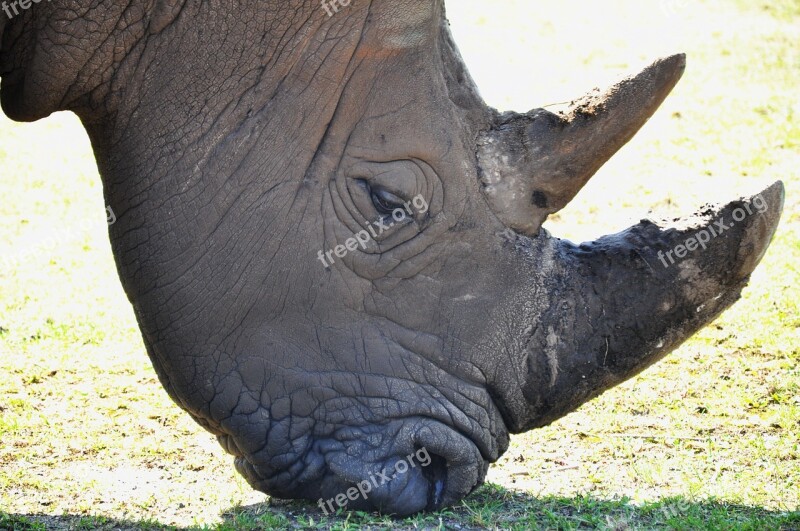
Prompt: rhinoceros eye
<box><xmin>370</xmin><ymin>187</ymin><xmax>406</xmax><ymax>216</ymax></box>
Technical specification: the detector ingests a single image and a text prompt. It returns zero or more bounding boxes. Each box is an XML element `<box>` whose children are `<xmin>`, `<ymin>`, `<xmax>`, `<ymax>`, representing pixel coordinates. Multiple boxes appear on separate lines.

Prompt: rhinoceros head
<box><xmin>0</xmin><ymin>0</ymin><xmax>783</xmax><ymax>515</ymax></box>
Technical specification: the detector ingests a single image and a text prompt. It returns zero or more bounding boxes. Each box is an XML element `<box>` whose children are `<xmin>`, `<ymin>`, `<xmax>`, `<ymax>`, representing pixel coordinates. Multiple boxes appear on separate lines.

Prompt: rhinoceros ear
<box><xmin>477</xmin><ymin>54</ymin><xmax>686</xmax><ymax>236</ymax></box>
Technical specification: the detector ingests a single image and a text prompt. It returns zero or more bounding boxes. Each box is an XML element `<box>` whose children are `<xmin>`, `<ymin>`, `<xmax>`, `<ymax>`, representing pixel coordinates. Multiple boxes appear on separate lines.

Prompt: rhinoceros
<box><xmin>0</xmin><ymin>0</ymin><xmax>783</xmax><ymax>515</ymax></box>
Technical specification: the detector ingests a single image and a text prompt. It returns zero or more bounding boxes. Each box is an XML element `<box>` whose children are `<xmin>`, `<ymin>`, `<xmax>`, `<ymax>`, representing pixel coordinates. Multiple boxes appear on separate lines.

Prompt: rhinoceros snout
<box><xmin>229</xmin><ymin>417</ymin><xmax>489</xmax><ymax>515</ymax></box>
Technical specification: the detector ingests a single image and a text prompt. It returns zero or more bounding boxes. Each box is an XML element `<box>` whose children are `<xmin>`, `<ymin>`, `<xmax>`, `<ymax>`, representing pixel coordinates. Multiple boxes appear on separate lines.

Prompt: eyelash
<box><xmin>371</xmin><ymin>191</ymin><xmax>400</xmax><ymax>214</ymax></box>
<box><xmin>354</xmin><ymin>178</ymin><xmax>408</xmax><ymax>217</ymax></box>
<box><xmin>365</xmin><ymin>185</ymin><xmax>405</xmax><ymax>216</ymax></box>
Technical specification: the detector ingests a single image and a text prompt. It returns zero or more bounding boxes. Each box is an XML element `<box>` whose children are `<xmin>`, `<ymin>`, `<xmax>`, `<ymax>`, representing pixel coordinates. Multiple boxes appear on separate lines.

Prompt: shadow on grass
<box><xmin>3</xmin><ymin>484</ymin><xmax>799</xmax><ymax>530</ymax></box>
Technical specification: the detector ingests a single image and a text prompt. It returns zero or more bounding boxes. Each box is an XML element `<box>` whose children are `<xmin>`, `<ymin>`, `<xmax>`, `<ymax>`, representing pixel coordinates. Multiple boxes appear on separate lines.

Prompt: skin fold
<box><xmin>0</xmin><ymin>0</ymin><xmax>784</xmax><ymax>515</ymax></box>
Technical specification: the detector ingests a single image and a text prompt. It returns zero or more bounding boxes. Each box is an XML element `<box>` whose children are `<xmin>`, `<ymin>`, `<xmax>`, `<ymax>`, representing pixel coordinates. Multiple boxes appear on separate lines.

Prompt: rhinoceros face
<box><xmin>1</xmin><ymin>0</ymin><xmax>784</xmax><ymax>515</ymax></box>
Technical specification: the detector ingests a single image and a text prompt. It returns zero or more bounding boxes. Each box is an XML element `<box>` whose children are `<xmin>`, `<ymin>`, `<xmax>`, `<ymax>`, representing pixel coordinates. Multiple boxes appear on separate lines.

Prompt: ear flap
<box><xmin>477</xmin><ymin>54</ymin><xmax>686</xmax><ymax>236</ymax></box>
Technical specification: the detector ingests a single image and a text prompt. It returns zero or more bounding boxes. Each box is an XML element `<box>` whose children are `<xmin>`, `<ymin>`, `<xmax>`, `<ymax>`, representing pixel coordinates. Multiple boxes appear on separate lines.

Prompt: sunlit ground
<box><xmin>1</xmin><ymin>1</ymin><xmax>798</xmax><ymax>529</ymax></box>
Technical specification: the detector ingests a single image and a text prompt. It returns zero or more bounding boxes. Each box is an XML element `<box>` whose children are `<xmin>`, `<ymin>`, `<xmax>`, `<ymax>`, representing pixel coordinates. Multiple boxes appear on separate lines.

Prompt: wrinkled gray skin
<box><xmin>0</xmin><ymin>1</ymin><xmax>784</xmax><ymax>515</ymax></box>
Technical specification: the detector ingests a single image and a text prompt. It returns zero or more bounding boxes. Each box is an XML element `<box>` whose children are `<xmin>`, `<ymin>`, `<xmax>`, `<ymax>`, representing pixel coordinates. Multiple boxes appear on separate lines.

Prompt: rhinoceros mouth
<box><xmin>228</xmin><ymin>415</ymin><xmax>490</xmax><ymax>515</ymax></box>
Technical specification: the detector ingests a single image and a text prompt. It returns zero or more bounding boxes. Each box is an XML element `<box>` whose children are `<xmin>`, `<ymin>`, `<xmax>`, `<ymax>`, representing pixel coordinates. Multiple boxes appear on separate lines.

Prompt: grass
<box><xmin>1</xmin><ymin>0</ymin><xmax>798</xmax><ymax>529</ymax></box>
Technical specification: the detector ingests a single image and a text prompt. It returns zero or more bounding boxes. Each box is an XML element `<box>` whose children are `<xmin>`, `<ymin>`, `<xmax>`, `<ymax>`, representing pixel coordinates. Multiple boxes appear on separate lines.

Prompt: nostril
<box><xmin>422</xmin><ymin>453</ymin><xmax>449</xmax><ymax>510</ymax></box>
